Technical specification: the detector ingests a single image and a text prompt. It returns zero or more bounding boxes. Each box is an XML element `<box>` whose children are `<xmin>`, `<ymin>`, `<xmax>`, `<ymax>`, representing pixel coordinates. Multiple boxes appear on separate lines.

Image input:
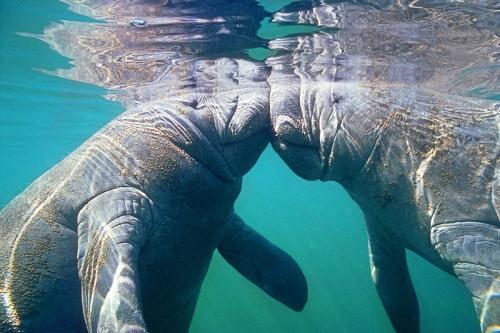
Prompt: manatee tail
<box><xmin>217</xmin><ymin>213</ymin><xmax>307</xmax><ymax>311</ymax></box>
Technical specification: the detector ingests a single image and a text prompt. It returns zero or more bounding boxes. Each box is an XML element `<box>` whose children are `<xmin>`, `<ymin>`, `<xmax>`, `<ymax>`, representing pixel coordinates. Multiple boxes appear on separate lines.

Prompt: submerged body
<box><xmin>270</xmin><ymin>63</ymin><xmax>499</xmax><ymax>333</ymax></box>
<box><xmin>337</xmin><ymin>86</ymin><xmax>499</xmax><ymax>332</ymax></box>
<box><xmin>268</xmin><ymin>1</ymin><xmax>499</xmax><ymax>331</ymax></box>
<box><xmin>0</xmin><ymin>58</ymin><xmax>307</xmax><ymax>332</ymax></box>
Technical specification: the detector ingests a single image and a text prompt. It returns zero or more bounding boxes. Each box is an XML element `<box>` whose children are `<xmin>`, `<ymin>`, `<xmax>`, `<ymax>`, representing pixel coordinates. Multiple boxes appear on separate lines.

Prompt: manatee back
<box><xmin>356</xmin><ymin>88</ymin><xmax>499</xmax><ymax>226</ymax></box>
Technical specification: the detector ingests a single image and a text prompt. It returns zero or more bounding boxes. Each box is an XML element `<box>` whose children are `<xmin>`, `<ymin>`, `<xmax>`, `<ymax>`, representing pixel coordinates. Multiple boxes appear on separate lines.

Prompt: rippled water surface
<box><xmin>1</xmin><ymin>0</ymin><xmax>498</xmax><ymax>331</ymax></box>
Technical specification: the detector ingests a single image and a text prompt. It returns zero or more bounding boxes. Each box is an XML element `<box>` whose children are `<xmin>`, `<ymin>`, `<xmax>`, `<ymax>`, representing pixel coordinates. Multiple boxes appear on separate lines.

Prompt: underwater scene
<box><xmin>0</xmin><ymin>0</ymin><xmax>498</xmax><ymax>332</ymax></box>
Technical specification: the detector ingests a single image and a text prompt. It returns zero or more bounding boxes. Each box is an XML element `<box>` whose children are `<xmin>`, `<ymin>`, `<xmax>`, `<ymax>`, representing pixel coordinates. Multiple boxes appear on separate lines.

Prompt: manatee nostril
<box><xmin>331</xmin><ymin>94</ymin><xmax>343</xmax><ymax>105</ymax></box>
<box><xmin>188</xmin><ymin>99</ymin><xmax>198</xmax><ymax>109</ymax></box>
<box><xmin>179</xmin><ymin>99</ymin><xmax>198</xmax><ymax>111</ymax></box>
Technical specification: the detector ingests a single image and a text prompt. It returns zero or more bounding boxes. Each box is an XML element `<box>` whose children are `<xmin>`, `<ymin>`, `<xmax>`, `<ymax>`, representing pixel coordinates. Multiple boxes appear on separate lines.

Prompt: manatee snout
<box><xmin>269</xmin><ymin>87</ymin><xmax>337</xmax><ymax>182</ymax></box>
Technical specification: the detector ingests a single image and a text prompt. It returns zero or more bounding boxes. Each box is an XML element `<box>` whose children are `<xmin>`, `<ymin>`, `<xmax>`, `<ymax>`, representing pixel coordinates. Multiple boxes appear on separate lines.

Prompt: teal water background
<box><xmin>0</xmin><ymin>1</ymin><xmax>480</xmax><ymax>332</ymax></box>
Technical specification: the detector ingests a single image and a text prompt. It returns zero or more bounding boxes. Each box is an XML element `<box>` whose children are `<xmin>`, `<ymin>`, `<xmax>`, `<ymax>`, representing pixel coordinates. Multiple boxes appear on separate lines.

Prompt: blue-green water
<box><xmin>0</xmin><ymin>1</ymin><xmax>483</xmax><ymax>332</ymax></box>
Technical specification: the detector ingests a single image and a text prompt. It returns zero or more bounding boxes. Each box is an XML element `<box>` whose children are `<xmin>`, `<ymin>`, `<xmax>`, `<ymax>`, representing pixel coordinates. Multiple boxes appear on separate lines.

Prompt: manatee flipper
<box><xmin>431</xmin><ymin>222</ymin><xmax>500</xmax><ymax>333</ymax></box>
<box><xmin>368</xmin><ymin>223</ymin><xmax>419</xmax><ymax>333</ymax></box>
<box><xmin>217</xmin><ymin>213</ymin><xmax>307</xmax><ymax>311</ymax></box>
<box><xmin>77</xmin><ymin>188</ymin><xmax>153</xmax><ymax>333</ymax></box>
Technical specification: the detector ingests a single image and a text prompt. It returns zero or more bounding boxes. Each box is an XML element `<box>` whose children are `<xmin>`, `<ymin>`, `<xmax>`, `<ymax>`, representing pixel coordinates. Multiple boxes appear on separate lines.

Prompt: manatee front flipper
<box><xmin>217</xmin><ymin>213</ymin><xmax>307</xmax><ymax>311</ymax></box>
<box><xmin>77</xmin><ymin>188</ymin><xmax>153</xmax><ymax>333</ymax></box>
<box><xmin>368</xmin><ymin>224</ymin><xmax>419</xmax><ymax>333</ymax></box>
<box><xmin>431</xmin><ymin>222</ymin><xmax>500</xmax><ymax>333</ymax></box>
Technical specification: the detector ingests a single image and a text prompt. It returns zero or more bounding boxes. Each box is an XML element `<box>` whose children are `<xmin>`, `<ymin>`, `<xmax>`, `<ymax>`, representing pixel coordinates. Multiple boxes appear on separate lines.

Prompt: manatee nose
<box><xmin>272</xmin><ymin>113</ymin><xmax>306</xmax><ymax>142</ymax></box>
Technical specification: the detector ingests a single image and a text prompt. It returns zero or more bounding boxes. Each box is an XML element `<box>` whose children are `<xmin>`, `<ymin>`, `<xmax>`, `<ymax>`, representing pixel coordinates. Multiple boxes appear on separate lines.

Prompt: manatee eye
<box><xmin>331</xmin><ymin>92</ymin><xmax>343</xmax><ymax>105</ymax></box>
<box><xmin>130</xmin><ymin>19</ymin><xmax>147</xmax><ymax>28</ymax></box>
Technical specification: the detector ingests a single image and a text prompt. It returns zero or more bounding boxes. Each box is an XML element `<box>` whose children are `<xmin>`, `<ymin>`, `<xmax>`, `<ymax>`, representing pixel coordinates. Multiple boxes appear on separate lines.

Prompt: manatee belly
<box><xmin>0</xmin><ymin>210</ymin><xmax>85</xmax><ymax>332</ymax></box>
<box><xmin>137</xmin><ymin>211</ymin><xmax>224</xmax><ymax>333</ymax></box>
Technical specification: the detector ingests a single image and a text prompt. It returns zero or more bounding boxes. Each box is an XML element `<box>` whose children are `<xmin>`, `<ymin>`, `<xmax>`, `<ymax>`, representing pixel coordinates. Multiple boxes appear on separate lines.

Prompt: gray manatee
<box><xmin>0</xmin><ymin>56</ymin><xmax>307</xmax><ymax>333</ymax></box>
<box><xmin>1</xmin><ymin>1</ymin><xmax>308</xmax><ymax>332</ymax></box>
<box><xmin>268</xmin><ymin>1</ymin><xmax>499</xmax><ymax>332</ymax></box>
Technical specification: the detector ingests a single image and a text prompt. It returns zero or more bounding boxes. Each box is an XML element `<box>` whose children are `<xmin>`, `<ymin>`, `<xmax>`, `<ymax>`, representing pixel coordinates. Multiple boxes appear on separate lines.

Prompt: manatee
<box><xmin>0</xmin><ymin>56</ymin><xmax>307</xmax><ymax>333</ymax></box>
<box><xmin>0</xmin><ymin>1</ymin><xmax>307</xmax><ymax>332</ymax></box>
<box><xmin>267</xmin><ymin>1</ymin><xmax>499</xmax><ymax>332</ymax></box>
<box><xmin>0</xmin><ymin>54</ymin><xmax>309</xmax><ymax>332</ymax></box>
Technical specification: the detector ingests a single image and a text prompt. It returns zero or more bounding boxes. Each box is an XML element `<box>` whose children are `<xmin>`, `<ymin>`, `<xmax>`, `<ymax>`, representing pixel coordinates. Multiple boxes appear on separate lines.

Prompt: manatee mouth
<box><xmin>273</xmin><ymin>139</ymin><xmax>323</xmax><ymax>181</ymax></box>
<box><xmin>272</xmin><ymin>114</ymin><xmax>329</xmax><ymax>180</ymax></box>
<box><xmin>221</xmin><ymin>128</ymin><xmax>269</xmax><ymax>176</ymax></box>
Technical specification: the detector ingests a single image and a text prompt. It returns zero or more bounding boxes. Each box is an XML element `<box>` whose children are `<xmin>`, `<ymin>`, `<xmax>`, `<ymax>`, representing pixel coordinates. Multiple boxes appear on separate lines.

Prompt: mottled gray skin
<box><xmin>269</xmin><ymin>55</ymin><xmax>499</xmax><ymax>333</ymax></box>
<box><xmin>267</xmin><ymin>2</ymin><xmax>499</xmax><ymax>330</ymax></box>
<box><xmin>0</xmin><ymin>58</ymin><xmax>307</xmax><ymax>333</ymax></box>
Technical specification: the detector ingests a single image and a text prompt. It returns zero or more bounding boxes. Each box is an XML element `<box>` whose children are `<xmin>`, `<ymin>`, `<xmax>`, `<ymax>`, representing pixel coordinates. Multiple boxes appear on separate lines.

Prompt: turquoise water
<box><xmin>0</xmin><ymin>1</ymin><xmax>483</xmax><ymax>332</ymax></box>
